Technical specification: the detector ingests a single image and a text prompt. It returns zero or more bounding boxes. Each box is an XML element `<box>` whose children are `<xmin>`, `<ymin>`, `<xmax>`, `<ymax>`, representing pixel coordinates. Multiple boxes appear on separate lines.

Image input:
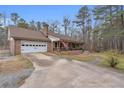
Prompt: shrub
<box><xmin>107</xmin><ymin>56</ymin><xmax>119</xmax><ymax>68</ymax></box>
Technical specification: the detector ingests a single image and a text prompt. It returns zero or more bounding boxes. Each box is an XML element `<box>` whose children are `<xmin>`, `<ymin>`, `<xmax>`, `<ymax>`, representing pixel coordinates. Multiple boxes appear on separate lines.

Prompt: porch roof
<box><xmin>48</xmin><ymin>31</ymin><xmax>84</xmax><ymax>43</ymax></box>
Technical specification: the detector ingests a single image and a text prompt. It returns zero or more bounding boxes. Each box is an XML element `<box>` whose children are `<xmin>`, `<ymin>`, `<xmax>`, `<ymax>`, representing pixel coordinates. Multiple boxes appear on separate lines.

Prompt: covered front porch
<box><xmin>53</xmin><ymin>40</ymin><xmax>83</xmax><ymax>51</ymax></box>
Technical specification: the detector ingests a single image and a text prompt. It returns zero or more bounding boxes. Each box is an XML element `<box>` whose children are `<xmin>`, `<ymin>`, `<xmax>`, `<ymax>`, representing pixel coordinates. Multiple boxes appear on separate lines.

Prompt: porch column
<box><xmin>58</xmin><ymin>41</ymin><xmax>61</xmax><ymax>51</ymax></box>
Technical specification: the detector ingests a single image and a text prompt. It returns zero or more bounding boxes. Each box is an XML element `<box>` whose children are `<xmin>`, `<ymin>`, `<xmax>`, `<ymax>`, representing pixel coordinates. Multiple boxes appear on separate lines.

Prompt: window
<box><xmin>30</xmin><ymin>45</ymin><xmax>32</xmax><ymax>46</ymax></box>
<box><xmin>22</xmin><ymin>44</ymin><xmax>25</xmax><ymax>46</ymax></box>
<box><xmin>26</xmin><ymin>44</ymin><xmax>29</xmax><ymax>46</ymax></box>
<box><xmin>39</xmin><ymin>45</ymin><xmax>41</xmax><ymax>46</ymax></box>
<box><xmin>33</xmin><ymin>45</ymin><xmax>35</xmax><ymax>46</ymax></box>
<box><xmin>36</xmin><ymin>45</ymin><xmax>38</xmax><ymax>46</ymax></box>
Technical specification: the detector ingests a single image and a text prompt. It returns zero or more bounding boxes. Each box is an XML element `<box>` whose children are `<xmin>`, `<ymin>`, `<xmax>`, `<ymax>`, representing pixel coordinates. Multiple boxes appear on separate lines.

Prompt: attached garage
<box><xmin>8</xmin><ymin>27</ymin><xmax>51</xmax><ymax>55</ymax></box>
<box><xmin>21</xmin><ymin>40</ymin><xmax>47</xmax><ymax>53</ymax></box>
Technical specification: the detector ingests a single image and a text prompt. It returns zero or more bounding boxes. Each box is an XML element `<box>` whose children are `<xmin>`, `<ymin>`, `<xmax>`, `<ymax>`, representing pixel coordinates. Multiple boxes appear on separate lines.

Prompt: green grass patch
<box><xmin>96</xmin><ymin>50</ymin><xmax>124</xmax><ymax>70</ymax></box>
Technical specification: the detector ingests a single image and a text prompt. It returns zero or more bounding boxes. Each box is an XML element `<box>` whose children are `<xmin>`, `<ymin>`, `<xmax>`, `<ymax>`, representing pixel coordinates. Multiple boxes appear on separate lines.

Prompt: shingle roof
<box><xmin>9</xmin><ymin>27</ymin><xmax>83</xmax><ymax>43</ymax></box>
<box><xmin>48</xmin><ymin>31</ymin><xmax>83</xmax><ymax>43</ymax></box>
<box><xmin>9</xmin><ymin>27</ymin><xmax>50</xmax><ymax>42</ymax></box>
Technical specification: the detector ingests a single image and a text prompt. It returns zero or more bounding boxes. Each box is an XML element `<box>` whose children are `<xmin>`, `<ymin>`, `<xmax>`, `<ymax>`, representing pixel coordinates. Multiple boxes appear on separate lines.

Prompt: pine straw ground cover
<box><xmin>0</xmin><ymin>56</ymin><xmax>34</xmax><ymax>88</ymax></box>
<box><xmin>45</xmin><ymin>51</ymin><xmax>96</xmax><ymax>62</ymax></box>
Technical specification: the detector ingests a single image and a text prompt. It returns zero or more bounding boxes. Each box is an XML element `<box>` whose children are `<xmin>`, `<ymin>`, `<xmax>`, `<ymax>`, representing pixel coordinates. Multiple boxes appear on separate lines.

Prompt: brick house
<box><xmin>8</xmin><ymin>24</ymin><xmax>84</xmax><ymax>55</ymax></box>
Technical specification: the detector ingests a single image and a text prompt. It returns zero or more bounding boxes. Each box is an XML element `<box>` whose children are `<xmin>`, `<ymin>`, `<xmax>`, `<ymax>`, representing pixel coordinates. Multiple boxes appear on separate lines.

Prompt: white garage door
<box><xmin>21</xmin><ymin>40</ymin><xmax>47</xmax><ymax>53</ymax></box>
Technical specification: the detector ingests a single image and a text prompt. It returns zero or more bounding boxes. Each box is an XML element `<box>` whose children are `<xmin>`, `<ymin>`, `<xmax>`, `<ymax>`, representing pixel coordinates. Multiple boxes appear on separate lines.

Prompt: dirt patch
<box><xmin>35</xmin><ymin>60</ymin><xmax>55</xmax><ymax>67</ymax></box>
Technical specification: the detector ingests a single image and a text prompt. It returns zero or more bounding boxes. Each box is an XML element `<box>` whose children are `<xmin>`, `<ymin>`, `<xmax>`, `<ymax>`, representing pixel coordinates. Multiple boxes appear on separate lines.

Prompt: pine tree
<box><xmin>10</xmin><ymin>13</ymin><xmax>19</xmax><ymax>26</ymax></box>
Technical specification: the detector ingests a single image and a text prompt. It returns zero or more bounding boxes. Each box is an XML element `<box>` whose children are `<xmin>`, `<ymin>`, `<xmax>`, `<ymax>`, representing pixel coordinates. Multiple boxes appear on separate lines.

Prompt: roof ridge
<box><xmin>9</xmin><ymin>27</ymin><xmax>50</xmax><ymax>42</ymax></box>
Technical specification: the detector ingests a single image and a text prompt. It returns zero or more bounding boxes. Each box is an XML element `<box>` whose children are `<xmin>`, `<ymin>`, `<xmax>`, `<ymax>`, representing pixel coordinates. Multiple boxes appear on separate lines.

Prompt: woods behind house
<box><xmin>0</xmin><ymin>5</ymin><xmax>124</xmax><ymax>52</ymax></box>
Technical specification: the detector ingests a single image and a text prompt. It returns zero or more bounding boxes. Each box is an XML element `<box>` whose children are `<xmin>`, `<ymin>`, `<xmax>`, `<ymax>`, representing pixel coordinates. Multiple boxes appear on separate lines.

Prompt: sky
<box><xmin>0</xmin><ymin>5</ymin><xmax>87</xmax><ymax>23</ymax></box>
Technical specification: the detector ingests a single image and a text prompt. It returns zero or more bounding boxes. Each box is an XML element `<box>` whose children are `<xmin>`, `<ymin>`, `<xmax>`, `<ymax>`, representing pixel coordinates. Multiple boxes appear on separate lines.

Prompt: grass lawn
<box><xmin>95</xmin><ymin>51</ymin><xmax>124</xmax><ymax>70</ymax></box>
<box><xmin>0</xmin><ymin>55</ymin><xmax>34</xmax><ymax>73</ymax></box>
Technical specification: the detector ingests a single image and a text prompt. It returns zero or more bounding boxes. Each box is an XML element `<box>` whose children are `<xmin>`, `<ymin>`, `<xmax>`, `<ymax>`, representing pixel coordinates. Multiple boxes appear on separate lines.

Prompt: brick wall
<box><xmin>47</xmin><ymin>42</ymin><xmax>53</xmax><ymax>52</ymax></box>
<box><xmin>14</xmin><ymin>39</ymin><xmax>21</xmax><ymax>55</ymax></box>
<box><xmin>9</xmin><ymin>38</ymin><xmax>15</xmax><ymax>55</ymax></box>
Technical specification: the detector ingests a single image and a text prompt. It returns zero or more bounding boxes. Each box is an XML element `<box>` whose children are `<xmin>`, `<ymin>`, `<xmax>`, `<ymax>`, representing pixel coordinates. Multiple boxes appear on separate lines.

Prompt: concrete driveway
<box><xmin>20</xmin><ymin>53</ymin><xmax>124</xmax><ymax>88</ymax></box>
